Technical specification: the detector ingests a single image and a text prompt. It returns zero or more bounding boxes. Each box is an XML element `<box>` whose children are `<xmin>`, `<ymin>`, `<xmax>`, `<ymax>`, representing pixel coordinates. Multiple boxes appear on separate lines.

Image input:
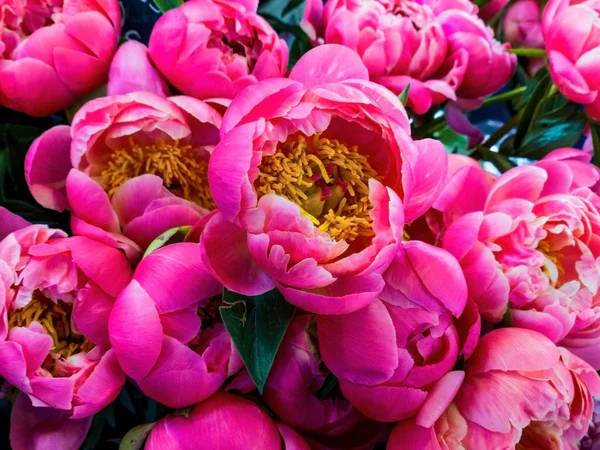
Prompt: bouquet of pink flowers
<box><xmin>2</xmin><ymin>0</ymin><xmax>600</xmax><ymax>448</ymax></box>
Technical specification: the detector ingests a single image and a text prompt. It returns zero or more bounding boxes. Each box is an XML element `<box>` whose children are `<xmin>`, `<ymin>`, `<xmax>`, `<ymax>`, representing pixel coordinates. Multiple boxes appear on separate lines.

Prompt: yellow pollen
<box><xmin>8</xmin><ymin>291</ymin><xmax>93</xmax><ymax>361</ymax></box>
<box><xmin>537</xmin><ymin>240</ymin><xmax>565</xmax><ymax>280</ymax></box>
<box><xmin>256</xmin><ymin>134</ymin><xmax>380</xmax><ymax>242</ymax></box>
<box><xmin>101</xmin><ymin>139</ymin><xmax>215</xmax><ymax>210</ymax></box>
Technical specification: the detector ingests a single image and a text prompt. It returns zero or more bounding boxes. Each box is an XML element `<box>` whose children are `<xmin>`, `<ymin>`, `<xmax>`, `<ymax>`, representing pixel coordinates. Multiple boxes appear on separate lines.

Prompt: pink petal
<box><xmin>25</xmin><ymin>126</ymin><xmax>72</xmax><ymax>211</ymax></box>
<box><xmin>108</xmin><ymin>280</ymin><xmax>163</xmax><ymax>379</ymax></box>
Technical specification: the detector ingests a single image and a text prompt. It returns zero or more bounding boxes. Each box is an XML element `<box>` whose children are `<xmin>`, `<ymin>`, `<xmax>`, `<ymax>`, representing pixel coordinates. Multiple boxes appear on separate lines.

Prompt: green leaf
<box><xmin>434</xmin><ymin>127</ymin><xmax>469</xmax><ymax>155</ymax></box>
<box><xmin>81</xmin><ymin>414</ymin><xmax>105</xmax><ymax>450</ymax></box>
<box><xmin>398</xmin><ymin>84</ymin><xmax>410</xmax><ymax>106</ymax></box>
<box><xmin>119</xmin><ymin>423</ymin><xmax>156</xmax><ymax>450</ymax></box>
<box><xmin>220</xmin><ymin>287</ymin><xmax>296</xmax><ymax>393</ymax></box>
<box><xmin>143</xmin><ymin>226</ymin><xmax>191</xmax><ymax>258</ymax></box>
<box><xmin>590</xmin><ymin>121</ymin><xmax>600</xmax><ymax>168</ymax></box>
<box><xmin>513</xmin><ymin>72</ymin><xmax>552</xmax><ymax>149</ymax></box>
<box><xmin>506</xmin><ymin>101</ymin><xmax>586</xmax><ymax>159</ymax></box>
<box><xmin>153</xmin><ymin>0</ymin><xmax>183</xmax><ymax>13</ymax></box>
<box><xmin>282</xmin><ymin>0</ymin><xmax>305</xmax><ymax>16</ymax></box>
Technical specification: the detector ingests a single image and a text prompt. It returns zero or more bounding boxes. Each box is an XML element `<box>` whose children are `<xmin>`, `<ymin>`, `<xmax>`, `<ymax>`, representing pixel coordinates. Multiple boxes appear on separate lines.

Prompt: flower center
<box><xmin>256</xmin><ymin>133</ymin><xmax>380</xmax><ymax>242</ymax></box>
<box><xmin>197</xmin><ymin>296</ymin><xmax>225</xmax><ymax>329</ymax></box>
<box><xmin>101</xmin><ymin>139</ymin><xmax>215</xmax><ymax>210</ymax></box>
<box><xmin>537</xmin><ymin>240</ymin><xmax>564</xmax><ymax>282</ymax></box>
<box><xmin>8</xmin><ymin>291</ymin><xmax>93</xmax><ymax>360</ymax></box>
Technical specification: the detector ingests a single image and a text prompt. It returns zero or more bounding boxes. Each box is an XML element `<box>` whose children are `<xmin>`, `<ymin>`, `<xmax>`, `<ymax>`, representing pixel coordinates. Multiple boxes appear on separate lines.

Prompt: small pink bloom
<box><xmin>302</xmin><ymin>0</ymin><xmax>467</xmax><ymax>114</ymax></box>
<box><xmin>543</xmin><ymin>0</ymin><xmax>600</xmax><ymax>121</ymax></box>
<box><xmin>388</xmin><ymin>328</ymin><xmax>600</xmax><ymax>449</ymax></box>
<box><xmin>443</xmin><ymin>150</ymin><xmax>600</xmax><ymax>368</ymax></box>
<box><xmin>261</xmin><ymin>315</ymin><xmax>382</xmax><ymax>448</ymax></box>
<box><xmin>0</xmin><ymin>0</ymin><xmax>121</xmax><ymax>116</ymax></box>
<box><xmin>145</xmin><ymin>392</ymin><xmax>304</xmax><ymax>450</ymax></box>
<box><xmin>147</xmin><ymin>0</ymin><xmax>288</xmax><ymax>101</ymax></box>
<box><xmin>25</xmin><ymin>91</ymin><xmax>222</xmax><ymax>254</ymax></box>
<box><xmin>203</xmin><ymin>44</ymin><xmax>447</xmax><ymax>315</ymax></box>
<box><xmin>504</xmin><ymin>0</ymin><xmax>544</xmax><ymax>49</ymax></box>
<box><xmin>108</xmin><ymin>243</ymin><xmax>241</xmax><ymax>408</ymax></box>
<box><xmin>317</xmin><ymin>241</ymin><xmax>479</xmax><ymax>422</ymax></box>
<box><xmin>437</xmin><ymin>7</ymin><xmax>517</xmax><ymax>102</ymax></box>
<box><xmin>0</xmin><ymin>224</ymin><xmax>130</xmax><ymax>448</ymax></box>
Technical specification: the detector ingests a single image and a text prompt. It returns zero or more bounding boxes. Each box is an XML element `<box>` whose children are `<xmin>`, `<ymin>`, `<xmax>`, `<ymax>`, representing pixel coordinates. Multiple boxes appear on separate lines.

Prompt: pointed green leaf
<box><xmin>143</xmin><ymin>226</ymin><xmax>191</xmax><ymax>258</ymax></box>
<box><xmin>398</xmin><ymin>84</ymin><xmax>410</xmax><ymax>106</ymax></box>
<box><xmin>591</xmin><ymin>121</ymin><xmax>600</xmax><ymax>169</ymax></box>
<box><xmin>153</xmin><ymin>0</ymin><xmax>183</xmax><ymax>13</ymax></box>
<box><xmin>220</xmin><ymin>287</ymin><xmax>296</xmax><ymax>393</ymax></box>
<box><xmin>119</xmin><ymin>423</ymin><xmax>156</xmax><ymax>450</ymax></box>
<box><xmin>513</xmin><ymin>72</ymin><xmax>552</xmax><ymax>149</ymax></box>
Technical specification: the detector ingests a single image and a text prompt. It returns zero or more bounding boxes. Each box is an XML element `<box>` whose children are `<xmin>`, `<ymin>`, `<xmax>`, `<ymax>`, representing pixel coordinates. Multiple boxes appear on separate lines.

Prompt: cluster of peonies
<box><xmin>1</xmin><ymin>0</ymin><xmax>600</xmax><ymax>449</ymax></box>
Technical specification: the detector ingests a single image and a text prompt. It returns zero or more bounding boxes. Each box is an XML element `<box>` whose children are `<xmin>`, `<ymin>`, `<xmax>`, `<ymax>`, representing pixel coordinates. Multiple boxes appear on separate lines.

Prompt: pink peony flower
<box><xmin>443</xmin><ymin>149</ymin><xmax>600</xmax><ymax>368</ymax></box>
<box><xmin>543</xmin><ymin>0</ymin><xmax>600</xmax><ymax>121</ymax></box>
<box><xmin>0</xmin><ymin>223</ymin><xmax>131</xmax><ymax>449</ymax></box>
<box><xmin>147</xmin><ymin>0</ymin><xmax>288</xmax><ymax>101</ymax></box>
<box><xmin>0</xmin><ymin>0</ymin><xmax>121</xmax><ymax>116</ymax></box>
<box><xmin>316</xmin><ymin>241</ymin><xmax>479</xmax><ymax>423</ymax></box>
<box><xmin>301</xmin><ymin>0</ymin><xmax>468</xmax><ymax>114</ymax></box>
<box><xmin>261</xmin><ymin>315</ymin><xmax>383</xmax><ymax>449</ymax></box>
<box><xmin>25</xmin><ymin>91</ymin><xmax>222</xmax><ymax>254</ymax></box>
<box><xmin>108</xmin><ymin>242</ymin><xmax>242</xmax><ymax>408</ymax></box>
<box><xmin>387</xmin><ymin>328</ymin><xmax>600</xmax><ymax>449</ymax></box>
<box><xmin>503</xmin><ymin>0</ymin><xmax>544</xmax><ymax>50</ymax></box>
<box><xmin>436</xmin><ymin>5</ymin><xmax>516</xmax><ymax>103</ymax></box>
<box><xmin>202</xmin><ymin>44</ymin><xmax>447</xmax><ymax>315</ymax></box>
<box><xmin>145</xmin><ymin>391</ymin><xmax>309</xmax><ymax>450</ymax></box>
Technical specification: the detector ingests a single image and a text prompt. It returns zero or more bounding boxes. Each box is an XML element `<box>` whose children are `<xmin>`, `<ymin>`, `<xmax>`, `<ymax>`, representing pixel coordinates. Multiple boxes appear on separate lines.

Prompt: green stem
<box><xmin>482</xmin><ymin>86</ymin><xmax>527</xmax><ymax>107</ymax></box>
<box><xmin>507</xmin><ymin>48</ymin><xmax>547</xmax><ymax>58</ymax></box>
<box><xmin>474</xmin><ymin>146</ymin><xmax>515</xmax><ymax>173</ymax></box>
<box><xmin>482</xmin><ymin>112</ymin><xmax>522</xmax><ymax>149</ymax></box>
<box><xmin>489</xmin><ymin>0</ymin><xmax>517</xmax><ymax>27</ymax></box>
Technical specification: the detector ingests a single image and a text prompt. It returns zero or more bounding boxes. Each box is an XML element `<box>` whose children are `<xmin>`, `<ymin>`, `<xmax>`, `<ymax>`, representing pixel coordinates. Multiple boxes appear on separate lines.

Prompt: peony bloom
<box><xmin>387</xmin><ymin>328</ymin><xmax>600</xmax><ymax>449</ymax></box>
<box><xmin>543</xmin><ymin>0</ymin><xmax>600</xmax><ymax>121</ymax></box>
<box><xmin>0</xmin><ymin>0</ymin><xmax>121</xmax><ymax>116</ymax></box>
<box><xmin>581</xmin><ymin>398</ymin><xmax>600</xmax><ymax>450</ymax></box>
<box><xmin>316</xmin><ymin>241</ymin><xmax>479</xmax><ymax>423</ymax></box>
<box><xmin>0</xmin><ymin>221</ymin><xmax>131</xmax><ymax>449</ymax></box>
<box><xmin>435</xmin><ymin>5</ymin><xmax>516</xmax><ymax>103</ymax></box>
<box><xmin>260</xmin><ymin>315</ymin><xmax>382</xmax><ymax>449</ymax></box>
<box><xmin>503</xmin><ymin>0</ymin><xmax>544</xmax><ymax>50</ymax></box>
<box><xmin>301</xmin><ymin>0</ymin><xmax>467</xmax><ymax>114</ymax></box>
<box><xmin>148</xmin><ymin>0</ymin><xmax>288</xmax><ymax>101</ymax></box>
<box><xmin>25</xmin><ymin>91</ymin><xmax>222</xmax><ymax>253</ymax></box>
<box><xmin>145</xmin><ymin>392</ymin><xmax>310</xmax><ymax>450</ymax></box>
<box><xmin>202</xmin><ymin>44</ymin><xmax>447</xmax><ymax>315</ymax></box>
<box><xmin>108</xmin><ymin>242</ymin><xmax>242</xmax><ymax>408</ymax></box>
<box><xmin>302</xmin><ymin>0</ymin><xmax>515</xmax><ymax>112</ymax></box>
<box><xmin>443</xmin><ymin>149</ymin><xmax>600</xmax><ymax>368</ymax></box>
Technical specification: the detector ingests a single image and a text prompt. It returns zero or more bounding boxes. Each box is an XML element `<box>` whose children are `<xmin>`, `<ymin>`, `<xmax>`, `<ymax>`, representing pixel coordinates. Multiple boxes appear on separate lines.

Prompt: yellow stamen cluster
<box><xmin>101</xmin><ymin>139</ymin><xmax>215</xmax><ymax>210</ymax></box>
<box><xmin>256</xmin><ymin>134</ymin><xmax>379</xmax><ymax>242</ymax></box>
<box><xmin>537</xmin><ymin>240</ymin><xmax>565</xmax><ymax>281</ymax></box>
<box><xmin>8</xmin><ymin>292</ymin><xmax>93</xmax><ymax>360</ymax></box>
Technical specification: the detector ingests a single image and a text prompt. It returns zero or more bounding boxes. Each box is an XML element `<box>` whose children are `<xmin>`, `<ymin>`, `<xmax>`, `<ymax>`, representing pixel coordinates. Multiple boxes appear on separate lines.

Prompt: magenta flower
<box><xmin>0</xmin><ymin>221</ymin><xmax>131</xmax><ymax>449</ymax></box>
<box><xmin>147</xmin><ymin>0</ymin><xmax>289</xmax><ymax>101</ymax></box>
<box><xmin>302</xmin><ymin>0</ymin><xmax>467</xmax><ymax>114</ymax></box>
<box><xmin>145</xmin><ymin>392</ymin><xmax>308</xmax><ymax>450</ymax></box>
<box><xmin>260</xmin><ymin>315</ymin><xmax>382</xmax><ymax>449</ymax></box>
<box><xmin>443</xmin><ymin>149</ymin><xmax>600</xmax><ymax>368</ymax></box>
<box><xmin>316</xmin><ymin>241</ymin><xmax>479</xmax><ymax>423</ymax></box>
<box><xmin>387</xmin><ymin>328</ymin><xmax>600</xmax><ymax>449</ymax></box>
<box><xmin>0</xmin><ymin>0</ymin><xmax>121</xmax><ymax>116</ymax></box>
<box><xmin>543</xmin><ymin>0</ymin><xmax>600</xmax><ymax>121</ymax></box>
<box><xmin>109</xmin><ymin>243</ymin><xmax>242</xmax><ymax>408</ymax></box>
<box><xmin>202</xmin><ymin>44</ymin><xmax>447</xmax><ymax>315</ymax></box>
<box><xmin>436</xmin><ymin>6</ymin><xmax>516</xmax><ymax>103</ymax></box>
<box><xmin>25</xmin><ymin>91</ymin><xmax>222</xmax><ymax>254</ymax></box>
